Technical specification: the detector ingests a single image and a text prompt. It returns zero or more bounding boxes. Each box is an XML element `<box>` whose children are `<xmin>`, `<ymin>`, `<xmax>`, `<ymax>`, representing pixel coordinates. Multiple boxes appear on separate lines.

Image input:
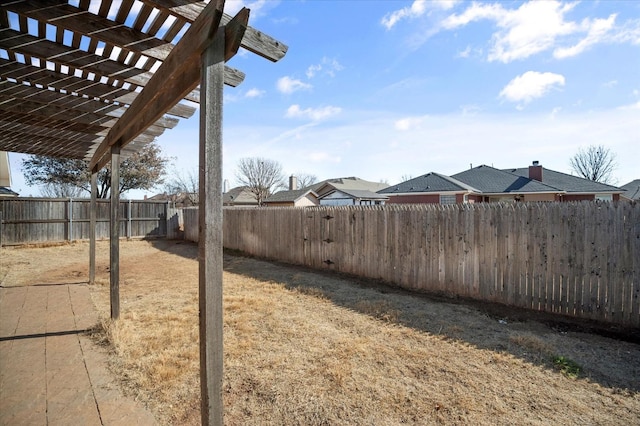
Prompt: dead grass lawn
<box><xmin>1</xmin><ymin>240</ymin><xmax>639</xmax><ymax>425</ymax></box>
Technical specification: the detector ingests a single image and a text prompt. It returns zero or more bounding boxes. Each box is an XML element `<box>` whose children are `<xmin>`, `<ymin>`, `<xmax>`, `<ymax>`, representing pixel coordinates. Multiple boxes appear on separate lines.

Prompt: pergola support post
<box><xmin>89</xmin><ymin>166</ymin><xmax>97</xmax><ymax>284</ymax></box>
<box><xmin>110</xmin><ymin>145</ymin><xmax>120</xmax><ymax>320</ymax></box>
<box><xmin>199</xmin><ymin>26</ymin><xmax>225</xmax><ymax>426</ymax></box>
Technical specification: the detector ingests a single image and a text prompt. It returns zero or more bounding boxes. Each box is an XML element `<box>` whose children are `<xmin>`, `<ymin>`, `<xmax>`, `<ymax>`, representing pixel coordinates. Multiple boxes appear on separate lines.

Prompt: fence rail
<box><xmin>0</xmin><ymin>197</ymin><xmax>181</xmax><ymax>245</ymax></box>
<box><xmin>184</xmin><ymin>202</ymin><xmax>639</xmax><ymax>327</ymax></box>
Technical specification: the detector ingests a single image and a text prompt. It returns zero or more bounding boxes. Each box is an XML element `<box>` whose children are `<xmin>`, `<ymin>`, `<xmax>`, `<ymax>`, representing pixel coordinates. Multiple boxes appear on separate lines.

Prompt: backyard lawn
<box><xmin>1</xmin><ymin>240</ymin><xmax>638</xmax><ymax>425</ymax></box>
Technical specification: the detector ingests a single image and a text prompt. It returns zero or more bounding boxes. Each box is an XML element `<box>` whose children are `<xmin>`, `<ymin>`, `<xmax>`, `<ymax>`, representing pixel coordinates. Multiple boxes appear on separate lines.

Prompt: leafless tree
<box><xmin>570</xmin><ymin>145</ymin><xmax>617</xmax><ymax>184</ymax></box>
<box><xmin>400</xmin><ymin>174</ymin><xmax>413</xmax><ymax>182</ymax></box>
<box><xmin>39</xmin><ymin>182</ymin><xmax>84</xmax><ymax>198</ymax></box>
<box><xmin>293</xmin><ymin>172</ymin><xmax>318</xmax><ymax>189</ymax></box>
<box><xmin>164</xmin><ymin>168</ymin><xmax>199</xmax><ymax>205</ymax></box>
<box><xmin>235</xmin><ymin>157</ymin><xmax>286</xmax><ymax>205</ymax></box>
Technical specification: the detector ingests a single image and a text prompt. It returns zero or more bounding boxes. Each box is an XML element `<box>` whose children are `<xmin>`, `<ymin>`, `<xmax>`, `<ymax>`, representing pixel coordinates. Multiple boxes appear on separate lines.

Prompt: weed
<box><xmin>552</xmin><ymin>355</ymin><xmax>582</xmax><ymax>379</ymax></box>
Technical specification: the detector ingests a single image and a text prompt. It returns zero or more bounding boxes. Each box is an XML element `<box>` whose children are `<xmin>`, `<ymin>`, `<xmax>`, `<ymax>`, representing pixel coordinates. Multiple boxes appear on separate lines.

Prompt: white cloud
<box><xmin>306</xmin><ymin>57</ymin><xmax>344</xmax><ymax>79</ymax></box>
<box><xmin>285</xmin><ymin>104</ymin><xmax>342</xmax><ymax>121</ymax></box>
<box><xmin>457</xmin><ymin>45</ymin><xmax>472</xmax><ymax>58</ymax></box>
<box><xmin>245</xmin><ymin>88</ymin><xmax>265</xmax><ymax>98</ymax></box>
<box><xmin>276</xmin><ymin>76</ymin><xmax>312</xmax><ymax>94</ymax></box>
<box><xmin>224</xmin><ymin>0</ymin><xmax>279</xmax><ymax>20</ymax></box>
<box><xmin>394</xmin><ymin>116</ymin><xmax>424</xmax><ymax>131</ymax></box>
<box><xmin>382</xmin><ymin>0</ymin><xmax>457</xmax><ymax>30</ymax></box>
<box><xmin>306</xmin><ymin>64</ymin><xmax>322</xmax><ymax>79</ymax></box>
<box><xmin>603</xmin><ymin>80</ymin><xmax>618</xmax><ymax>88</ymax></box>
<box><xmin>442</xmin><ymin>1</ymin><xmax>635</xmax><ymax>63</ymax></box>
<box><xmin>553</xmin><ymin>14</ymin><xmax>617</xmax><ymax>59</ymax></box>
<box><xmin>499</xmin><ymin>71</ymin><xmax>565</xmax><ymax>105</ymax></box>
<box><xmin>461</xmin><ymin>104</ymin><xmax>482</xmax><ymax>116</ymax></box>
<box><xmin>618</xmin><ymin>101</ymin><xmax>640</xmax><ymax>110</ymax></box>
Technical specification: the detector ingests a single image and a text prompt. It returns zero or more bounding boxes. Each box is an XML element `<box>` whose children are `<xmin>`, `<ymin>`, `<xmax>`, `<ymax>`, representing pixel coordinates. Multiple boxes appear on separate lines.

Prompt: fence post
<box><xmin>110</xmin><ymin>145</ymin><xmax>121</xmax><ymax>320</ymax></box>
<box><xmin>127</xmin><ymin>199</ymin><xmax>132</xmax><ymax>240</ymax></box>
<box><xmin>68</xmin><ymin>198</ymin><xmax>73</xmax><ymax>242</ymax></box>
<box><xmin>166</xmin><ymin>201</ymin><xmax>171</xmax><ymax>238</ymax></box>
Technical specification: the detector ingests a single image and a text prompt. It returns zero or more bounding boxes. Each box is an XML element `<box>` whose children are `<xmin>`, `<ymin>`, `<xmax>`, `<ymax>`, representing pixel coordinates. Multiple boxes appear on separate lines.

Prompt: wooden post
<box><xmin>199</xmin><ymin>26</ymin><xmax>225</xmax><ymax>426</ymax></box>
<box><xmin>89</xmin><ymin>166</ymin><xmax>97</xmax><ymax>284</ymax></box>
<box><xmin>68</xmin><ymin>198</ymin><xmax>73</xmax><ymax>241</ymax></box>
<box><xmin>127</xmin><ymin>199</ymin><xmax>132</xmax><ymax>239</ymax></box>
<box><xmin>110</xmin><ymin>145</ymin><xmax>121</xmax><ymax>320</ymax></box>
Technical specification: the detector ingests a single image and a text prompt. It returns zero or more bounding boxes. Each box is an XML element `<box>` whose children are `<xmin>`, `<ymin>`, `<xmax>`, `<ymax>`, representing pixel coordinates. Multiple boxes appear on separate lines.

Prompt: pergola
<box><xmin>0</xmin><ymin>1</ymin><xmax>287</xmax><ymax>424</ymax></box>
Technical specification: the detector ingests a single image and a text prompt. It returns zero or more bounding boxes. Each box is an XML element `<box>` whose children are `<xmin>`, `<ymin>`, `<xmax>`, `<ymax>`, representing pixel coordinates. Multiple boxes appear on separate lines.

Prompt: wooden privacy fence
<box><xmin>0</xmin><ymin>197</ymin><xmax>183</xmax><ymax>245</ymax></box>
<box><xmin>184</xmin><ymin>202</ymin><xmax>639</xmax><ymax>327</ymax></box>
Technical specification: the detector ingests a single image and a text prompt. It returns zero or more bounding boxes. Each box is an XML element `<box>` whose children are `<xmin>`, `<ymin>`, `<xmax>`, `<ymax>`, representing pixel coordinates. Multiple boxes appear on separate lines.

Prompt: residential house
<box><xmin>619</xmin><ymin>180</ymin><xmax>640</xmax><ymax>201</ymax></box>
<box><xmin>147</xmin><ymin>191</ymin><xmax>197</xmax><ymax>207</ymax></box>
<box><xmin>381</xmin><ymin>162</ymin><xmax>624</xmax><ymax>204</ymax></box>
<box><xmin>319</xmin><ymin>188</ymin><xmax>389</xmax><ymax>206</ymax></box>
<box><xmin>0</xmin><ymin>151</ymin><xmax>18</xmax><ymax>197</ymax></box>
<box><xmin>504</xmin><ymin>163</ymin><xmax>623</xmax><ymax>201</ymax></box>
<box><xmin>264</xmin><ymin>189</ymin><xmax>319</xmax><ymax>207</ymax></box>
<box><xmin>378</xmin><ymin>172</ymin><xmax>478</xmax><ymax>204</ymax></box>
<box><xmin>223</xmin><ymin>186</ymin><xmax>259</xmax><ymax>206</ymax></box>
<box><xmin>308</xmin><ymin>177</ymin><xmax>390</xmax><ymax>206</ymax></box>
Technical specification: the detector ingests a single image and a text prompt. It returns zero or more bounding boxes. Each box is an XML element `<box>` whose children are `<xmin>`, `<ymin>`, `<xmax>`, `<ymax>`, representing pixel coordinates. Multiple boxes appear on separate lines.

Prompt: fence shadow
<box><xmin>147</xmin><ymin>239</ymin><xmax>640</xmax><ymax>393</ymax></box>
<box><xmin>222</xmin><ymin>251</ymin><xmax>640</xmax><ymax>394</ymax></box>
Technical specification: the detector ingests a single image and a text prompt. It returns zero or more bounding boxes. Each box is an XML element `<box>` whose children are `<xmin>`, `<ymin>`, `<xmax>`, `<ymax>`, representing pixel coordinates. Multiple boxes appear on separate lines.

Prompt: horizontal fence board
<box><xmin>182</xmin><ymin>201</ymin><xmax>640</xmax><ymax>328</ymax></box>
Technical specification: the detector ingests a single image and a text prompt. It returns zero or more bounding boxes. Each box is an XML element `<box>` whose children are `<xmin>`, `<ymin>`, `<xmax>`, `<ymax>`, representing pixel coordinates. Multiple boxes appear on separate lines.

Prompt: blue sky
<box><xmin>7</xmin><ymin>0</ymin><xmax>640</xmax><ymax>197</ymax></box>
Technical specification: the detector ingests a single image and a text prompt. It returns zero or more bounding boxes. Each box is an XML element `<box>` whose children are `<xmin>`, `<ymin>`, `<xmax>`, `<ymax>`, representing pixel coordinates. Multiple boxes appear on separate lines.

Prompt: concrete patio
<box><xmin>0</xmin><ymin>282</ymin><xmax>157</xmax><ymax>425</ymax></box>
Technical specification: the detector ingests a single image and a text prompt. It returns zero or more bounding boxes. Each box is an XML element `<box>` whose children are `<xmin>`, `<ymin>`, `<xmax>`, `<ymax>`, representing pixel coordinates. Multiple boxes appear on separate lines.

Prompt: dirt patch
<box><xmin>2</xmin><ymin>240</ymin><xmax>639</xmax><ymax>425</ymax></box>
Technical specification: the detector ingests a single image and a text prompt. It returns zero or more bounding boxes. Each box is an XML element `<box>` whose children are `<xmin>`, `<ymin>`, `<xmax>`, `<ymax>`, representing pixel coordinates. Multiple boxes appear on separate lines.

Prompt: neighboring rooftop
<box><xmin>265</xmin><ymin>189</ymin><xmax>317</xmax><ymax>203</ymax></box>
<box><xmin>223</xmin><ymin>186</ymin><xmax>258</xmax><ymax>205</ymax></box>
<box><xmin>620</xmin><ymin>179</ymin><xmax>640</xmax><ymax>200</ymax></box>
<box><xmin>506</xmin><ymin>167</ymin><xmax>623</xmax><ymax>193</ymax></box>
<box><xmin>379</xmin><ymin>172</ymin><xmax>478</xmax><ymax>194</ymax></box>
<box><xmin>452</xmin><ymin>165</ymin><xmax>560</xmax><ymax>194</ymax></box>
<box><xmin>0</xmin><ymin>187</ymin><xmax>19</xmax><ymax>197</ymax></box>
<box><xmin>326</xmin><ymin>189</ymin><xmax>389</xmax><ymax>200</ymax></box>
<box><xmin>309</xmin><ymin>177</ymin><xmax>390</xmax><ymax>195</ymax></box>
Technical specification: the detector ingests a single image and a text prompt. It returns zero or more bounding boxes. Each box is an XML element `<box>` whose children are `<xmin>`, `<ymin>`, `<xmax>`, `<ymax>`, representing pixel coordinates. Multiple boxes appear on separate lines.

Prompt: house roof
<box><xmin>452</xmin><ymin>165</ymin><xmax>562</xmax><ymax>194</ymax></box>
<box><xmin>505</xmin><ymin>167</ymin><xmax>623</xmax><ymax>193</ymax></box>
<box><xmin>264</xmin><ymin>189</ymin><xmax>318</xmax><ymax>203</ymax></box>
<box><xmin>148</xmin><ymin>192</ymin><xmax>196</xmax><ymax>205</ymax></box>
<box><xmin>620</xmin><ymin>179</ymin><xmax>640</xmax><ymax>200</ymax></box>
<box><xmin>309</xmin><ymin>177</ymin><xmax>389</xmax><ymax>194</ymax></box>
<box><xmin>379</xmin><ymin>172</ymin><xmax>478</xmax><ymax>194</ymax></box>
<box><xmin>223</xmin><ymin>186</ymin><xmax>257</xmax><ymax>205</ymax></box>
<box><xmin>322</xmin><ymin>189</ymin><xmax>389</xmax><ymax>200</ymax></box>
<box><xmin>0</xmin><ymin>187</ymin><xmax>19</xmax><ymax>197</ymax></box>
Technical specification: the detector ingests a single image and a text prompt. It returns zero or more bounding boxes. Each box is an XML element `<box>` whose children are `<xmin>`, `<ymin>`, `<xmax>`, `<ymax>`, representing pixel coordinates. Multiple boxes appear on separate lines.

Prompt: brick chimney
<box><xmin>289</xmin><ymin>175</ymin><xmax>298</xmax><ymax>190</ymax></box>
<box><xmin>529</xmin><ymin>161</ymin><xmax>543</xmax><ymax>182</ymax></box>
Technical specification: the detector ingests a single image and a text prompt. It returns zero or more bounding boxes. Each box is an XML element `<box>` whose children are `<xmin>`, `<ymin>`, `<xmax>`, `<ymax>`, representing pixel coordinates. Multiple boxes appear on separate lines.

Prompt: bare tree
<box><xmin>40</xmin><ymin>182</ymin><xmax>84</xmax><ymax>198</ymax></box>
<box><xmin>400</xmin><ymin>174</ymin><xmax>413</xmax><ymax>182</ymax></box>
<box><xmin>164</xmin><ymin>168</ymin><xmax>199</xmax><ymax>205</ymax></box>
<box><xmin>293</xmin><ymin>172</ymin><xmax>318</xmax><ymax>189</ymax></box>
<box><xmin>235</xmin><ymin>157</ymin><xmax>286</xmax><ymax>205</ymax></box>
<box><xmin>570</xmin><ymin>145</ymin><xmax>617</xmax><ymax>184</ymax></box>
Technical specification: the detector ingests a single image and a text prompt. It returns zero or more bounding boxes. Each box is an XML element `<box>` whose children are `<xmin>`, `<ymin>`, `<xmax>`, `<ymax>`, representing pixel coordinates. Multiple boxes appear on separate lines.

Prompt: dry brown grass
<box><xmin>2</xmin><ymin>240</ymin><xmax>639</xmax><ymax>425</ymax></box>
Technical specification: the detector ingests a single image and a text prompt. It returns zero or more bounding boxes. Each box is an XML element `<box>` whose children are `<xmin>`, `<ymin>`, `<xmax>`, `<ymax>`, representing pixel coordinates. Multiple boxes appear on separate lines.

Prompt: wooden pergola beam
<box><xmin>142</xmin><ymin>0</ymin><xmax>288</xmax><ymax>62</ymax></box>
<box><xmin>88</xmin><ymin>0</ymin><xmax>228</xmax><ymax>170</ymax></box>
